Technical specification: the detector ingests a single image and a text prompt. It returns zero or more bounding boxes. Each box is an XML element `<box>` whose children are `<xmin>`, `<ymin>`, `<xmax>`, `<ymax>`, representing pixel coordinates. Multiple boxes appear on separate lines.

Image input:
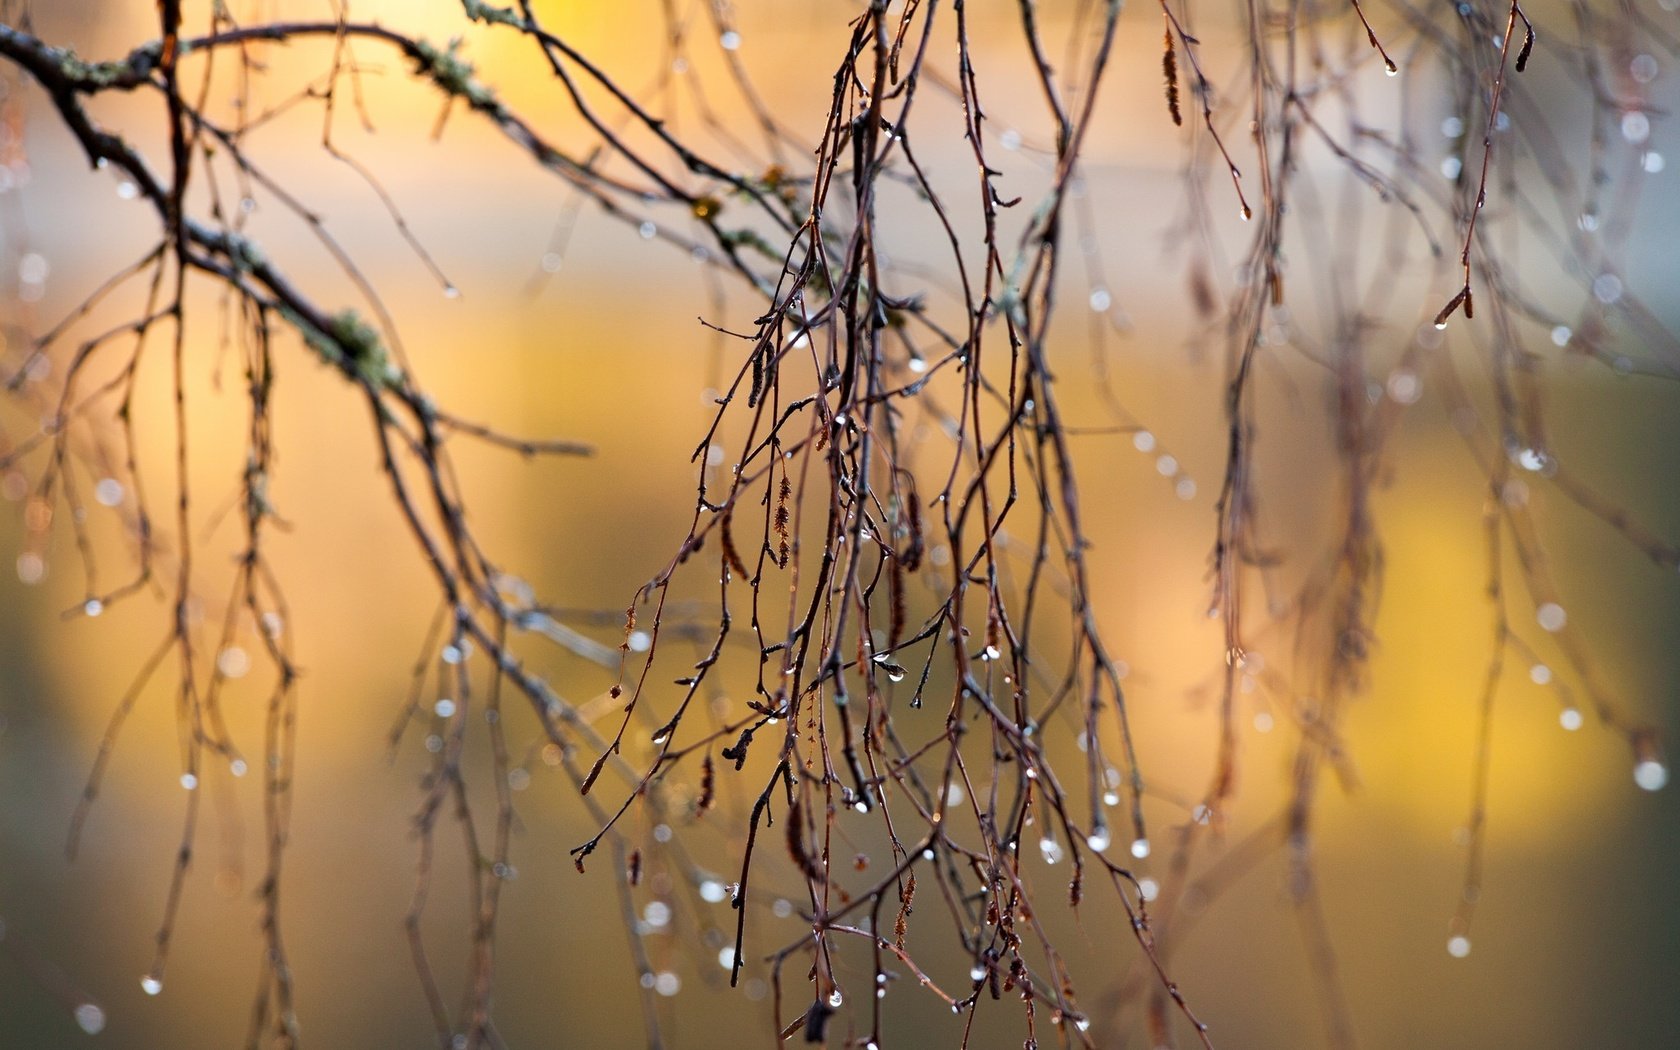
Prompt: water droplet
<box><xmin>969</xmin><ymin>964</ymin><xmax>986</xmax><ymax>982</ymax></box>
<box><xmin>140</xmin><ymin>976</ymin><xmax>163</xmax><ymax>996</ymax></box>
<box><xmin>1579</xmin><ymin>212</ymin><xmax>1600</xmax><ymax>232</ymax></box>
<box><xmin>1102</xmin><ymin>790</ymin><xmax>1120</xmax><ymax>807</ymax></box>
<box><xmin>1433</xmin><ymin>320</ymin><xmax>1450</xmax><ymax>331</ymax></box>
<box><xmin>1447</xmin><ymin>935</ymin><xmax>1471</xmax><ymax>958</ymax></box>
<box><xmin>1643</xmin><ymin>151</ymin><xmax>1666</xmax><ymax>174</ymax></box>
<box><xmin>1192</xmin><ymin>805</ymin><xmax>1212</xmax><ymax>825</ymax></box>
<box><xmin>628</xmin><ymin>630</ymin><xmax>652</xmax><ymax>652</ymax></box>
<box><xmin>1559</xmin><ymin>708</ymin><xmax>1583</xmax><ymax>731</ymax></box>
<box><xmin>1132</xmin><ymin>430</ymin><xmax>1155</xmax><ymax>453</ymax></box>
<box><xmin>1441</xmin><ymin>116</ymin><xmax>1464</xmax><ymax>138</ymax></box>
<box><xmin>1088</xmin><ymin>288</ymin><xmax>1112</xmax><ymax>312</ymax></box>
<box><xmin>1515</xmin><ymin>447</ymin><xmax>1549</xmax><ymax>472</ymax></box>
<box><xmin>718</xmin><ymin>947</ymin><xmax>736</xmax><ymax>969</ymax></box>
<box><xmin>827</xmin><ymin>989</ymin><xmax>843</xmax><ymax>1008</ymax></box>
<box><xmin>907</xmin><ymin>356</ymin><xmax>927</xmax><ymax>374</ymax></box>
<box><xmin>699</xmin><ymin>879</ymin><xmax>727</xmax><ymax>903</ymax></box>
<box><xmin>424</xmin><ymin>734</ymin><xmax>444</xmax><ymax>753</ymax></box>
<box><xmin>217</xmin><ymin>646</ymin><xmax>250</xmax><ymax>679</ymax></box>
<box><xmin>920</xmin><ymin>847</ymin><xmax>935</xmax><ymax>861</ymax></box>
<box><xmin>1038</xmin><ymin>837</ymin><xmax>1063</xmax><ymax>865</ymax></box>
<box><xmin>719</xmin><ymin>29</ymin><xmax>742</xmax><ymax>51</ymax></box>
<box><xmin>983</xmin><ymin>644</ymin><xmax>1001</xmax><ymax>661</ymax></box>
<box><xmin>84</xmin><ymin>598</ymin><xmax>104</xmax><ymax>617</ymax></box>
<box><xmin>1536</xmin><ymin>603</ymin><xmax>1567</xmax><ymax>632</ymax></box>
<box><xmin>1440</xmin><ymin>156</ymin><xmax>1463</xmax><ymax>180</ymax></box>
<box><xmin>230</xmin><ymin>758</ymin><xmax>248</xmax><ymax>777</ymax></box>
<box><xmin>1550</xmin><ymin>325</ymin><xmax>1571</xmax><ymax>347</ymax></box>
<box><xmin>1529</xmin><ymin>664</ymin><xmax>1552</xmax><ymax>686</ymax></box>
<box><xmin>1130</xmin><ymin>837</ymin><xmax>1151</xmax><ymax>859</ymax></box>
<box><xmin>654</xmin><ymin>971</ymin><xmax>680</xmax><ymax>996</ymax></box>
<box><xmin>1087</xmin><ymin>827</ymin><xmax>1111</xmax><ymax>851</ymax></box>
<box><xmin>1384</xmin><ymin>64</ymin><xmax>1399</xmax><ymax>78</ymax></box>
<box><xmin>945</xmin><ymin>783</ymin><xmax>965</xmax><ymax>805</ymax></box>
<box><xmin>116</xmin><ymin>181</ymin><xmax>138</xmax><ymax>200</ymax></box>
<box><xmin>1634</xmin><ymin>759</ymin><xmax>1668</xmax><ymax>792</ymax></box>
<box><xmin>1175</xmin><ymin>477</ymin><xmax>1197</xmax><ymax>501</ymax></box>
<box><xmin>638</xmin><ymin>221</ymin><xmax>657</xmax><ymax>240</ymax></box>
<box><xmin>441</xmin><ymin>644</ymin><xmax>463</xmax><ymax>665</ymax></box>
<box><xmin>443</xmin><ymin>284</ymin><xmax>460</xmax><ymax>299</ymax></box>
<box><xmin>1138</xmin><ymin>876</ymin><xmax>1160</xmax><ymax>901</ymax></box>
<box><xmin>1593</xmin><ymin>273</ymin><xmax>1623</xmax><ymax>304</ymax></box>
<box><xmin>1075</xmin><ymin>1016</ymin><xmax>1092</xmax><ymax>1032</ymax></box>
<box><xmin>434</xmin><ymin>698</ymin><xmax>457</xmax><ymax>719</ymax></box>
<box><xmin>180</xmin><ymin>772</ymin><xmax>198</xmax><ymax>791</ymax></box>
<box><xmin>1156</xmin><ymin>454</ymin><xmax>1178</xmax><ymax>477</ymax></box>
<box><xmin>1621</xmin><ymin>111</ymin><xmax>1651</xmax><ymax>144</ymax></box>
<box><xmin>1386</xmin><ymin>370</ymin><xmax>1422</xmax><ymax>405</ymax></box>
<box><xmin>1629</xmin><ymin>53</ymin><xmax>1660</xmax><ymax>83</ymax></box>
<box><xmin>74</xmin><ymin>1002</ymin><xmax>106</xmax><ymax>1034</ymax></box>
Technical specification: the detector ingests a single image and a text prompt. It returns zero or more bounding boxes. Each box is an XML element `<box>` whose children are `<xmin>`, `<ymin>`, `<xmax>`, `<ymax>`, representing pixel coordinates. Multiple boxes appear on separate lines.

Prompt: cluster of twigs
<box><xmin>0</xmin><ymin>0</ymin><xmax>1674</xmax><ymax>1048</ymax></box>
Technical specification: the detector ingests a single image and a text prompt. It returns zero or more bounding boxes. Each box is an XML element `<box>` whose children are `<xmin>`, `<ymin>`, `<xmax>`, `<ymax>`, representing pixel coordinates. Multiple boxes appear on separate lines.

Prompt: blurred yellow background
<box><xmin>0</xmin><ymin>1</ymin><xmax>1676</xmax><ymax>1047</ymax></box>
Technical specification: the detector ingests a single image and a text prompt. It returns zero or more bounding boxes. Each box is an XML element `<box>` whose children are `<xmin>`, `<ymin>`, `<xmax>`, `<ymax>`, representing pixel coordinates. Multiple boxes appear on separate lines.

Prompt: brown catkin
<box><xmin>1163</xmin><ymin>24</ymin><xmax>1183</xmax><ymax>126</ymax></box>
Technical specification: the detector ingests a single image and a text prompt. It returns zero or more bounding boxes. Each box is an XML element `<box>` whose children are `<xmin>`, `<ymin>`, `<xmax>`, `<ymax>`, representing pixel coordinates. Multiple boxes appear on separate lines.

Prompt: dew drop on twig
<box><xmin>74</xmin><ymin>1002</ymin><xmax>105</xmax><ymax>1034</ymax></box>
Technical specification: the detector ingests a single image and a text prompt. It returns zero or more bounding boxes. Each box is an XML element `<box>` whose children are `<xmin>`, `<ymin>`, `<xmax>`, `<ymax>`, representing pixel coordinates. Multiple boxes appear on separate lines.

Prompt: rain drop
<box><xmin>1447</xmin><ymin>935</ymin><xmax>1471</xmax><ymax>958</ymax></box>
<box><xmin>217</xmin><ymin>646</ymin><xmax>250</xmax><ymax>679</ymax></box>
<box><xmin>180</xmin><ymin>772</ymin><xmax>198</xmax><ymax>791</ymax></box>
<box><xmin>94</xmin><ymin>478</ymin><xmax>124</xmax><ymax>506</ymax></box>
<box><xmin>628</xmin><ymin>630</ymin><xmax>652</xmax><ymax>652</ymax></box>
<box><xmin>1138</xmin><ymin>877</ymin><xmax>1160</xmax><ymax>901</ymax></box>
<box><xmin>1130</xmin><ymin>837</ymin><xmax>1151</xmax><ymax>859</ymax></box>
<box><xmin>84</xmin><ymin>598</ymin><xmax>104</xmax><ymax>617</ymax></box>
<box><xmin>1038</xmin><ymin>837</ymin><xmax>1063</xmax><ymax>865</ymax></box>
<box><xmin>1535</xmin><ymin>603</ymin><xmax>1567</xmax><ymax>632</ymax></box>
<box><xmin>1132</xmin><ymin>430</ymin><xmax>1156</xmax><ymax>453</ymax></box>
<box><xmin>1559</xmin><ymin>708</ymin><xmax>1583</xmax><ymax>731</ymax></box>
<box><xmin>699</xmin><ymin>879</ymin><xmax>727</xmax><ymax>903</ymax></box>
<box><xmin>719</xmin><ymin>30</ymin><xmax>742</xmax><ymax>51</ymax></box>
<box><xmin>1087</xmin><ymin>827</ymin><xmax>1111</xmax><ymax>852</ymax></box>
<box><xmin>74</xmin><ymin>1003</ymin><xmax>106</xmax><ymax>1034</ymax></box>
<box><xmin>1088</xmin><ymin>288</ymin><xmax>1112</xmax><ymax>312</ymax></box>
<box><xmin>1634</xmin><ymin>760</ymin><xmax>1669</xmax><ymax>792</ymax></box>
<box><xmin>140</xmin><ymin>976</ymin><xmax>163</xmax><ymax>996</ymax></box>
<box><xmin>230</xmin><ymin>758</ymin><xmax>248</xmax><ymax>777</ymax></box>
<box><xmin>434</xmin><ymin>698</ymin><xmax>457</xmax><ymax>719</ymax></box>
<box><xmin>1529</xmin><ymin>664</ymin><xmax>1552</xmax><ymax>686</ymax></box>
<box><xmin>1550</xmin><ymin>325</ymin><xmax>1571</xmax><ymax>347</ymax></box>
<box><xmin>827</xmin><ymin>989</ymin><xmax>844</xmax><ymax>1008</ymax></box>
